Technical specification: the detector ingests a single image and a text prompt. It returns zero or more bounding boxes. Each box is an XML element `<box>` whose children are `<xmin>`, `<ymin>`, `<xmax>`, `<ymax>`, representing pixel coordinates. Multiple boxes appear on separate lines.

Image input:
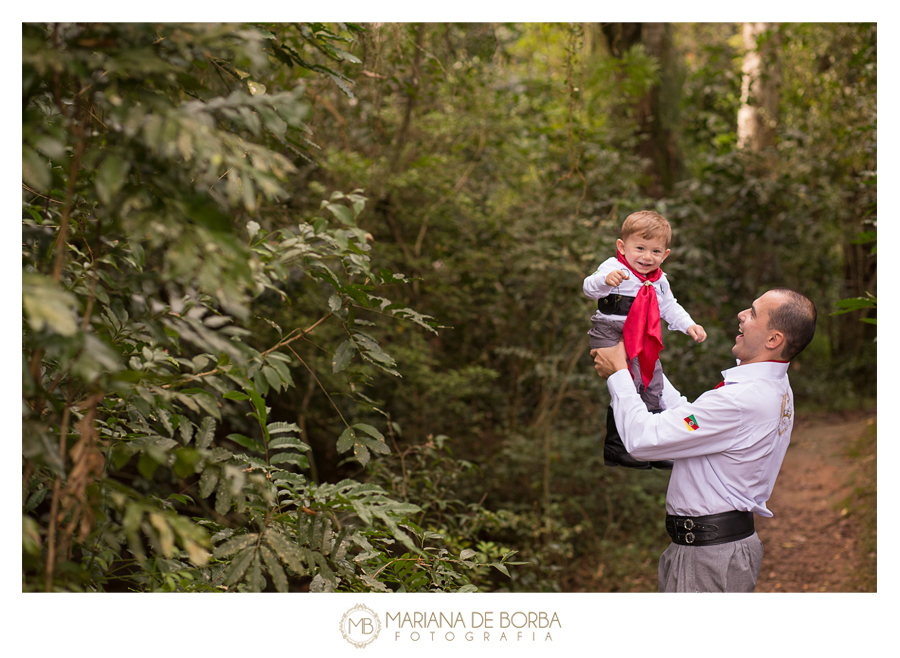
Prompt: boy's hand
<box><xmin>687</xmin><ymin>324</ymin><xmax>707</xmax><ymax>343</ymax></box>
<box><xmin>605</xmin><ymin>269</ymin><xmax>630</xmax><ymax>287</ymax></box>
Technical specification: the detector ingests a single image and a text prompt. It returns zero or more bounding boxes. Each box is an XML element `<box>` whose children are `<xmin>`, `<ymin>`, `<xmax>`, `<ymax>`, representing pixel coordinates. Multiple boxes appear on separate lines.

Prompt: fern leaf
<box><xmin>331</xmin><ymin>526</ymin><xmax>352</xmax><ymax>561</ymax></box>
<box><xmin>314</xmin><ymin>552</ymin><xmax>338</xmax><ymax>585</ymax></box>
<box><xmin>359</xmin><ymin>572</ymin><xmax>390</xmax><ymax>593</ymax></box>
<box><xmin>268</xmin><ymin>436</ymin><xmax>310</xmax><ymax>451</ymax></box>
<box><xmin>272</xmin><ymin>472</ymin><xmax>306</xmax><ymax>488</ymax></box>
<box><xmin>264</xmin><ymin>529</ymin><xmax>307</xmax><ymax>574</ymax></box>
<box><xmin>158</xmin><ymin>409</ymin><xmax>174</xmax><ymax>437</ymax></box>
<box><xmin>372</xmin><ymin>508</ymin><xmax>417</xmax><ymax>552</ymax></box>
<box><xmin>178</xmin><ymin>418</ymin><xmax>194</xmax><ymax>445</ymax></box>
<box><xmin>222</xmin><ymin>546</ymin><xmax>257</xmax><ymax>586</ymax></box>
<box><xmin>296</xmin><ymin>513</ymin><xmax>311</xmax><ymax>545</ymax></box>
<box><xmin>214</xmin><ymin>476</ymin><xmax>233</xmax><ymax>515</ymax></box>
<box><xmin>246</xmin><ymin>552</ymin><xmax>264</xmax><ymax>592</ymax></box>
<box><xmin>307</xmin><ymin>514</ymin><xmax>321</xmax><ymax>550</ymax></box>
<box><xmin>266</xmin><ymin>421</ymin><xmax>301</xmax><ymax>435</ymax></box>
<box><xmin>350</xmin><ymin>498</ymin><xmax>373</xmax><ymax>525</ymax></box>
<box><xmin>213</xmin><ymin>532</ymin><xmax>259</xmax><ymax>559</ymax></box>
<box><xmin>260</xmin><ymin>546</ymin><xmax>288</xmax><ymax>593</ymax></box>
<box><xmin>210</xmin><ymin>528</ymin><xmax>235</xmax><ymax>544</ymax></box>
<box><xmin>269</xmin><ymin>452</ymin><xmax>309</xmax><ymax>468</ymax></box>
<box><xmin>319</xmin><ymin>517</ymin><xmax>333</xmax><ymax>554</ymax></box>
<box><xmin>227</xmin><ymin>433</ymin><xmax>264</xmax><ymax>453</ymax></box>
<box><xmin>340</xmin><ymin>481</ymin><xmax>384</xmax><ymax>496</ymax></box>
<box><xmin>309</xmin><ymin>573</ymin><xmax>334</xmax><ymax>592</ymax></box>
<box><xmin>199</xmin><ymin>467</ymin><xmax>218</xmax><ymax>499</ymax></box>
<box><xmin>234</xmin><ymin>453</ymin><xmax>269</xmax><ymax>471</ymax></box>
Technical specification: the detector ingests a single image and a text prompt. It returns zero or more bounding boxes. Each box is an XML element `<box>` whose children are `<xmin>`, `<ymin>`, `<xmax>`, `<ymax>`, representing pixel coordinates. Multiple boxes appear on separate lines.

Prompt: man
<box><xmin>591</xmin><ymin>288</ymin><xmax>817</xmax><ymax>592</ymax></box>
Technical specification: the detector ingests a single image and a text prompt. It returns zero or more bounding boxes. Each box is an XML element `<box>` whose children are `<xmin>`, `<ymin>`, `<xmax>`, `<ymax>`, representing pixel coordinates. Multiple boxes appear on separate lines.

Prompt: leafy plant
<box><xmin>22</xmin><ymin>22</ymin><xmax>510</xmax><ymax>593</ymax></box>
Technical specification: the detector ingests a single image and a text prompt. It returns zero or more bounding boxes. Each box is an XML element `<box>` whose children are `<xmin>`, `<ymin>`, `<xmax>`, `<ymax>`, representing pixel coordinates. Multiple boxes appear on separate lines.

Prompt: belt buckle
<box><xmin>683</xmin><ymin>518</ymin><xmax>694</xmax><ymax>531</ymax></box>
<box><xmin>685</xmin><ymin>532</ymin><xmax>695</xmax><ymax>544</ymax></box>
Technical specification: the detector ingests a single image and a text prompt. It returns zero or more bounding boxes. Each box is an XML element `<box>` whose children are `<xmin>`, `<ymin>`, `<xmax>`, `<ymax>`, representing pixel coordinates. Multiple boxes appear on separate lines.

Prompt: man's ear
<box><xmin>766</xmin><ymin>330</ymin><xmax>785</xmax><ymax>354</ymax></box>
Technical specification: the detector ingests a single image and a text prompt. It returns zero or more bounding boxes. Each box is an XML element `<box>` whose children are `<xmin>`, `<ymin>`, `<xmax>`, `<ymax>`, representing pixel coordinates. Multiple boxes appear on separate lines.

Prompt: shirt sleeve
<box><xmin>656</xmin><ymin>279</ymin><xmax>696</xmax><ymax>334</ymax></box>
<box><xmin>607</xmin><ymin>370</ymin><xmax>743</xmax><ymax>460</ymax></box>
<box><xmin>583</xmin><ymin>258</ymin><xmax>628</xmax><ymax>300</ymax></box>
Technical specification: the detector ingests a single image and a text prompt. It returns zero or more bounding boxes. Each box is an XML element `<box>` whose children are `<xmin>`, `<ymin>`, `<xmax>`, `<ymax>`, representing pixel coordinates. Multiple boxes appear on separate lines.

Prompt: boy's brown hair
<box><xmin>621</xmin><ymin>210</ymin><xmax>672</xmax><ymax>248</ymax></box>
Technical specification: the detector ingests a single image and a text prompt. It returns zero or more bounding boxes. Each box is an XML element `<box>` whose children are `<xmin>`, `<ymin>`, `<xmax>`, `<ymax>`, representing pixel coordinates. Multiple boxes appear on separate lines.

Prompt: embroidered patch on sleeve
<box><xmin>684</xmin><ymin>415</ymin><xmax>699</xmax><ymax>431</ymax></box>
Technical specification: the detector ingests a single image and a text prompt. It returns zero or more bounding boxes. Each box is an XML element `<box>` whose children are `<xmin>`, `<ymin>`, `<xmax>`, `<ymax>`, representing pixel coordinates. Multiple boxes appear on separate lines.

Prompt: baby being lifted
<box><xmin>584</xmin><ymin>210</ymin><xmax>706</xmax><ymax>468</ymax></box>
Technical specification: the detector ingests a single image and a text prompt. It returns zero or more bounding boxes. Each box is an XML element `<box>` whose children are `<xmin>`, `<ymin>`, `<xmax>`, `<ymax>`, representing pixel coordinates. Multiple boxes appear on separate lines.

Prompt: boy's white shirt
<box><xmin>583</xmin><ymin>255</ymin><xmax>696</xmax><ymax>334</ymax></box>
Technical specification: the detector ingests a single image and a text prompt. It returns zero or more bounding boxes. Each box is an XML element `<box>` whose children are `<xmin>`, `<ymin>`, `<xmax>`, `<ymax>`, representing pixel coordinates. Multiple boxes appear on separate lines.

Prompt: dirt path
<box><xmin>754</xmin><ymin>410</ymin><xmax>877</xmax><ymax>592</ymax></box>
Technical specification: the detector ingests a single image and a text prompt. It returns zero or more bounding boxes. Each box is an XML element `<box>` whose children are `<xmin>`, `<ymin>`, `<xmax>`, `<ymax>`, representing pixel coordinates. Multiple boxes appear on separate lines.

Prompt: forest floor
<box><xmin>754</xmin><ymin>408</ymin><xmax>877</xmax><ymax>592</ymax></box>
<box><xmin>579</xmin><ymin>408</ymin><xmax>878</xmax><ymax>593</ymax></box>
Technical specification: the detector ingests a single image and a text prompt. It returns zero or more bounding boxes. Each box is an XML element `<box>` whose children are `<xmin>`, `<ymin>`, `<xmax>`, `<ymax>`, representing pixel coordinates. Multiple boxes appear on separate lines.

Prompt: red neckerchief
<box><xmin>617</xmin><ymin>251</ymin><xmax>663</xmax><ymax>388</ymax></box>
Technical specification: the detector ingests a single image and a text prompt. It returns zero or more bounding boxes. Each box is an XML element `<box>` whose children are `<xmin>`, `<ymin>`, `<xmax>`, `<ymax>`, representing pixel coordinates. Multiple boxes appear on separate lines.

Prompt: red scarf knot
<box><xmin>616</xmin><ymin>251</ymin><xmax>663</xmax><ymax>388</ymax></box>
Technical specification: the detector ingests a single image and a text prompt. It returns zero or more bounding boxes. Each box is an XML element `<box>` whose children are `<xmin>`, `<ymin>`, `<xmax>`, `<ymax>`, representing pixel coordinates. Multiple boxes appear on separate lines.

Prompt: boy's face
<box><xmin>616</xmin><ymin>234</ymin><xmax>670</xmax><ymax>275</ymax></box>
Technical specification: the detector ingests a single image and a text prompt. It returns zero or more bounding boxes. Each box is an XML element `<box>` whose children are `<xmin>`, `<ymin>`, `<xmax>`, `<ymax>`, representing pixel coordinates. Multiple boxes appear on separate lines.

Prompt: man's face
<box><xmin>733</xmin><ymin>291</ymin><xmax>785</xmax><ymax>364</ymax></box>
<box><xmin>616</xmin><ymin>234</ymin><xmax>670</xmax><ymax>275</ymax></box>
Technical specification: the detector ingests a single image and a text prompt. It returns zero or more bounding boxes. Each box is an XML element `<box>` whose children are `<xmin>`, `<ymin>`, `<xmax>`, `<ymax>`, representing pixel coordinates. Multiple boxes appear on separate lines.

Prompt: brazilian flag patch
<box><xmin>684</xmin><ymin>415</ymin><xmax>699</xmax><ymax>432</ymax></box>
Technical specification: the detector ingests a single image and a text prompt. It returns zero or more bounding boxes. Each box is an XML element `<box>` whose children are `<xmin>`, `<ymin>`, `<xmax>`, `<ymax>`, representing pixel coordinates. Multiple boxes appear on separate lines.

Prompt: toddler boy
<box><xmin>583</xmin><ymin>210</ymin><xmax>706</xmax><ymax>468</ymax></box>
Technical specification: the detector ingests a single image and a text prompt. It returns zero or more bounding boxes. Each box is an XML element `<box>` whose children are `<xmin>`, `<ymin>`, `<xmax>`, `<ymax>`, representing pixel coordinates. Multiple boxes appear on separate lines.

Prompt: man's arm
<box><xmin>610</xmin><ymin>377</ymin><xmax>743</xmax><ymax>461</ymax></box>
<box><xmin>592</xmin><ymin>343</ymin><xmax>739</xmax><ymax>461</ymax></box>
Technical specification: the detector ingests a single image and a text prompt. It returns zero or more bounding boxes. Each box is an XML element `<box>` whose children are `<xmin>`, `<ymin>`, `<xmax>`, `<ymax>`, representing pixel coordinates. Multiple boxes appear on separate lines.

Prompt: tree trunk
<box><xmin>599</xmin><ymin>22</ymin><xmax>682</xmax><ymax>197</ymax></box>
<box><xmin>737</xmin><ymin>22</ymin><xmax>781</xmax><ymax>152</ymax></box>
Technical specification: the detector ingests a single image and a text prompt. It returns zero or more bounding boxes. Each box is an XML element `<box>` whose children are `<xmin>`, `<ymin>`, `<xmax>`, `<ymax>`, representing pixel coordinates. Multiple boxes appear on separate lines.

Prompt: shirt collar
<box><xmin>721</xmin><ymin>360</ymin><xmax>790</xmax><ymax>384</ymax></box>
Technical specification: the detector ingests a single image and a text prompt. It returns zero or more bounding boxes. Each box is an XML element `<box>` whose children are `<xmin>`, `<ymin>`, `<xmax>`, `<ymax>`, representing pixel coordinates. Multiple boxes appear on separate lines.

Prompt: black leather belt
<box><xmin>598</xmin><ymin>294</ymin><xmax>636</xmax><ymax>316</ymax></box>
<box><xmin>665</xmin><ymin>511</ymin><xmax>755</xmax><ymax>546</ymax></box>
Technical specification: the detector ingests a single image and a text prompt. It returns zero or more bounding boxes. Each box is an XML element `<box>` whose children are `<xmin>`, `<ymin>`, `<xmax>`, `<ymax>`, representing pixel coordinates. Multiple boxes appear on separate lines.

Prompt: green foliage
<box><xmin>22</xmin><ymin>22</ymin><xmax>503</xmax><ymax>593</ymax></box>
<box><xmin>833</xmin><ymin>293</ymin><xmax>877</xmax><ymax>325</ymax></box>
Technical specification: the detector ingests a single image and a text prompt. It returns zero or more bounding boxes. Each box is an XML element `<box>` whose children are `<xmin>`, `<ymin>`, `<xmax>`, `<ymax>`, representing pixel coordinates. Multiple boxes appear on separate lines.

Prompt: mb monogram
<box><xmin>339</xmin><ymin>604</ymin><xmax>382</xmax><ymax>648</ymax></box>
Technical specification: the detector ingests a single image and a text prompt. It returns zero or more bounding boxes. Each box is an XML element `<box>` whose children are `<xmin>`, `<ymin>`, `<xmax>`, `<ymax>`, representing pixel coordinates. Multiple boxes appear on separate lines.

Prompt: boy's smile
<box><xmin>616</xmin><ymin>235</ymin><xmax>671</xmax><ymax>275</ymax></box>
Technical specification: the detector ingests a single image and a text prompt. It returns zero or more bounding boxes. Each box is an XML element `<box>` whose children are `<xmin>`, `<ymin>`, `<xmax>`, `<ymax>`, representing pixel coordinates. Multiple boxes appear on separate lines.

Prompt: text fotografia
<box><xmin>387</xmin><ymin>611</ymin><xmax>561</xmax><ymax>642</ymax></box>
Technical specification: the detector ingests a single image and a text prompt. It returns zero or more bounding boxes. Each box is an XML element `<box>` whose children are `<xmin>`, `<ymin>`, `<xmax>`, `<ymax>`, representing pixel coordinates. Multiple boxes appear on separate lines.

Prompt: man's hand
<box><xmin>604</xmin><ymin>269</ymin><xmax>630</xmax><ymax>287</ymax></box>
<box><xmin>687</xmin><ymin>324</ymin><xmax>707</xmax><ymax>343</ymax></box>
<box><xmin>591</xmin><ymin>342</ymin><xmax>629</xmax><ymax>379</ymax></box>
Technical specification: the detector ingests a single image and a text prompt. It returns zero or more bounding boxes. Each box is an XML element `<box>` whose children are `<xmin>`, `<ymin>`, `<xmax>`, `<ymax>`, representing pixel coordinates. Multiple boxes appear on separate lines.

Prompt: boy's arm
<box><xmin>657</xmin><ymin>282</ymin><xmax>697</xmax><ymax>334</ymax></box>
<box><xmin>583</xmin><ymin>259</ymin><xmax>625</xmax><ymax>300</ymax></box>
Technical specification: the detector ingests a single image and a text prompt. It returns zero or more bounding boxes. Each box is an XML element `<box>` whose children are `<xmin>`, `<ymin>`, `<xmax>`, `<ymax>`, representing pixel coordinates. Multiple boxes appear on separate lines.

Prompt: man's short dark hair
<box><xmin>767</xmin><ymin>288</ymin><xmax>817</xmax><ymax>361</ymax></box>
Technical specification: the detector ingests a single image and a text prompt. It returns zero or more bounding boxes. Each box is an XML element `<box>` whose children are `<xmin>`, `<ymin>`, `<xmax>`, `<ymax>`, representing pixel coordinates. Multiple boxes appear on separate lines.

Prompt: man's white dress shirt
<box><xmin>607</xmin><ymin>360</ymin><xmax>794</xmax><ymax>517</ymax></box>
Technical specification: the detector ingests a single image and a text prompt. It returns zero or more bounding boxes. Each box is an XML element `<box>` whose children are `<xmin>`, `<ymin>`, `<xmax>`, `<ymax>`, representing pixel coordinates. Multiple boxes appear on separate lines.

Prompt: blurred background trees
<box><xmin>23</xmin><ymin>22</ymin><xmax>875</xmax><ymax>593</ymax></box>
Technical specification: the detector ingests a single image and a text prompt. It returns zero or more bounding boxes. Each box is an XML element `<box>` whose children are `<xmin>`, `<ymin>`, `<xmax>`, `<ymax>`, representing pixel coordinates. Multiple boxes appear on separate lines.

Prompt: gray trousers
<box><xmin>657</xmin><ymin>532</ymin><xmax>764</xmax><ymax>593</ymax></box>
<box><xmin>589</xmin><ymin>317</ymin><xmax>664</xmax><ymax>410</ymax></box>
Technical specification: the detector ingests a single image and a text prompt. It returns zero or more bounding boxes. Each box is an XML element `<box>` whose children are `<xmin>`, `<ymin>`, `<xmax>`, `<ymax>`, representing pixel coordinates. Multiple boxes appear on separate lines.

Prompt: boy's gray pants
<box><xmin>589</xmin><ymin>316</ymin><xmax>664</xmax><ymax>410</ymax></box>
